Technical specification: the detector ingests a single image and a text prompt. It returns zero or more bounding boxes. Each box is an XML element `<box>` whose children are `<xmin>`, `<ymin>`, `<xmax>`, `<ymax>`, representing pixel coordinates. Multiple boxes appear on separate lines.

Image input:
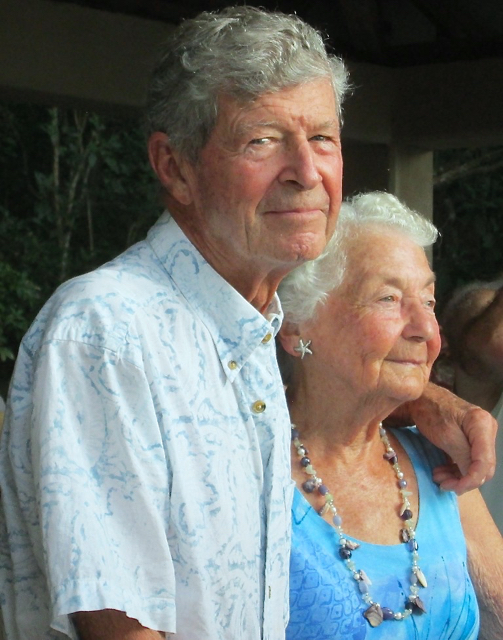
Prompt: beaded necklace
<box><xmin>291</xmin><ymin>422</ymin><xmax>428</xmax><ymax>628</ymax></box>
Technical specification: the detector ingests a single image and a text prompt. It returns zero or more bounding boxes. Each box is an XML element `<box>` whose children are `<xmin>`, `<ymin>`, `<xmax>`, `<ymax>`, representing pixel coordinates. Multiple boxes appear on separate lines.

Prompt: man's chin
<box><xmin>286</xmin><ymin>237</ymin><xmax>328</xmax><ymax>265</ymax></box>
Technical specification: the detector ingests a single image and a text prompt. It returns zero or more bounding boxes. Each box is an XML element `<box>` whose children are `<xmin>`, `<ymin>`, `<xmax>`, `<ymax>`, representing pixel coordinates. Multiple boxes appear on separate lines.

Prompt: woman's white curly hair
<box><xmin>278</xmin><ymin>191</ymin><xmax>439</xmax><ymax>326</ymax></box>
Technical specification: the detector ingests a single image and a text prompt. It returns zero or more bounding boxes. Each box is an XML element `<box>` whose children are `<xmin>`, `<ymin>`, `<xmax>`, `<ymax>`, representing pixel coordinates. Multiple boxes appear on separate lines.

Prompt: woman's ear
<box><xmin>148</xmin><ymin>132</ymin><xmax>194</xmax><ymax>206</ymax></box>
<box><xmin>278</xmin><ymin>321</ymin><xmax>302</xmax><ymax>357</ymax></box>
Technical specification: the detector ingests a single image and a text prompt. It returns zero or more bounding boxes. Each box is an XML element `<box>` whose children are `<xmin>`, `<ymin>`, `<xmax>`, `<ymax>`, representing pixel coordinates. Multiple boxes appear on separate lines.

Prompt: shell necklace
<box><xmin>291</xmin><ymin>422</ymin><xmax>427</xmax><ymax>627</ymax></box>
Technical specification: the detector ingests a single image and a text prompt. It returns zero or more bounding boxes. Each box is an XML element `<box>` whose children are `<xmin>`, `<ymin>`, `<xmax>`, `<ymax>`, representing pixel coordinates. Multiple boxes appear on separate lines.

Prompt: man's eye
<box><xmin>425</xmin><ymin>299</ymin><xmax>436</xmax><ymax>309</ymax></box>
<box><xmin>249</xmin><ymin>137</ymin><xmax>271</xmax><ymax>145</ymax></box>
<box><xmin>380</xmin><ymin>295</ymin><xmax>396</xmax><ymax>303</ymax></box>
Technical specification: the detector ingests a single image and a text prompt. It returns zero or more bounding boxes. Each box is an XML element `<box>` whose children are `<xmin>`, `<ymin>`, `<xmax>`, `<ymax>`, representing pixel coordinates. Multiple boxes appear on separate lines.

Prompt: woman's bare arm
<box><xmin>458</xmin><ymin>489</ymin><xmax>503</xmax><ymax>640</ymax></box>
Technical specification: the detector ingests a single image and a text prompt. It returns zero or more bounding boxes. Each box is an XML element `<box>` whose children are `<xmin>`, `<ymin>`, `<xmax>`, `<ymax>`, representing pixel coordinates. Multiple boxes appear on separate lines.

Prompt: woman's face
<box><xmin>301</xmin><ymin>228</ymin><xmax>441</xmax><ymax>405</ymax></box>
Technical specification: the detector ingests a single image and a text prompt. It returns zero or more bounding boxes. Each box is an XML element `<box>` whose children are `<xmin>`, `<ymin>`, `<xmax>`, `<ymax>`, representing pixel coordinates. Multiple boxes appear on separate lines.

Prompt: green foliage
<box><xmin>0</xmin><ymin>102</ymin><xmax>161</xmax><ymax>371</ymax></box>
<box><xmin>0</xmin><ymin>256</ymin><xmax>40</xmax><ymax>362</ymax></box>
<box><xmin>433</xmin><ymin>146</ymin><xmax>503</xmax><ymax>309</ymax></box>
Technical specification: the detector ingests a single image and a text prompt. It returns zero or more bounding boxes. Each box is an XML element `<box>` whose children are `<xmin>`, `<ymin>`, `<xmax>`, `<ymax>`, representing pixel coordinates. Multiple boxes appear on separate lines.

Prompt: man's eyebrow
<box><xmin>237</xmin><ymin>120</ymin><xmax>282</xmax><ymax>134</ymax></box>
<box><xmin>315</xmin><ymin>118</ymin><xmax>340</xmax><ymax>130</ymax></box>
<box><xmin>237</xmin><ymin>118</ymin><xmax>340</xmax><ymax>135</ymax></box>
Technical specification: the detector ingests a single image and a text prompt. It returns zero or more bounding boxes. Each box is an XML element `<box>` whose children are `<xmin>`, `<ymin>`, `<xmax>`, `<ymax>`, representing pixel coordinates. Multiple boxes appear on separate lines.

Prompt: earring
<box><xmin>293</xmin><ymin>338</ymin><xmax>313</xmax><ymax>359</ymax></box>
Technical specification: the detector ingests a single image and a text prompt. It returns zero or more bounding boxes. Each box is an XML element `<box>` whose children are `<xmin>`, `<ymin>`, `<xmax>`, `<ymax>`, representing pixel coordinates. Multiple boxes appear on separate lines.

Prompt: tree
<box><xmin>0</xmin><ymin>102</ymin><xmax>160</xmax><ymax>386</ymax></box>
<box><xmin>433</xmin><ymin>146</ymin><xmax>503</xmax><ymax>308</ymax></box>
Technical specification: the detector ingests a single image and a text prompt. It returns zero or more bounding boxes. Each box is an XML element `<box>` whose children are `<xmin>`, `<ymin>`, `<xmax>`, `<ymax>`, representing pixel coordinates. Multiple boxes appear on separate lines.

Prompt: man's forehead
<box><xmin>215</xmin><ymin>80</ymin><xmax>339</xmax><ymax>128</ymax></box>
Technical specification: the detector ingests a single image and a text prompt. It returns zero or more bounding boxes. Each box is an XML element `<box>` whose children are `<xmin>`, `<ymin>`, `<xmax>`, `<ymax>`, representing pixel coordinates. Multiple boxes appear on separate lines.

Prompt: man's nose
<box><xmin>278</xmin><ymin>140</ymin><xmax>322</xmax><ymax>190</ymax></box>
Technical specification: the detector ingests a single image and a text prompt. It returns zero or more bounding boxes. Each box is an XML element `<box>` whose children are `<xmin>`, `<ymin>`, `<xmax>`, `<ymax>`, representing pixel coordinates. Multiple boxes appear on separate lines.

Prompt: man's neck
<box><xmin>167</xmin><ymin>203</ymin><xmax>288</xmax><ymax>314</ymax></box>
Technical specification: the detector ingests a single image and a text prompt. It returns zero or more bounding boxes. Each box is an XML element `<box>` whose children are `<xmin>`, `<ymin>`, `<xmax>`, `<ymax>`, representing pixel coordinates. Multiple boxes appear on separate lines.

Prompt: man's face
<box><xmin>178</xmin><ymin>78</ymin><xmax>343</xmax><ymax>294</ymax></box>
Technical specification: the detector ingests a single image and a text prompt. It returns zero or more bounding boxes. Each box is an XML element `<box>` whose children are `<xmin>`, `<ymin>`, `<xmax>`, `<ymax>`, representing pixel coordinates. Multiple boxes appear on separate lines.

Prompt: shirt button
<box><xmin>228</xmin><ymin>360</ymin><xmax>238</xmax><ymax>370</ymax></box>
<box><xmin>262</xmin><ymin>332</ymin><xmax>273</xmax><ymax>344</ymax></box>
<box><xmin>252</xmin><ymin>400</ymin><xmax>266</xmax><ymax>413</ymax></box>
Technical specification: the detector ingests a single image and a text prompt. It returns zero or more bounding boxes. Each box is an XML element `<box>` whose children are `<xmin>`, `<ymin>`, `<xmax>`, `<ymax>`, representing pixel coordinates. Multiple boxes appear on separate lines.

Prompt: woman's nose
<box><xmin>402</xmin><ymin>301</ymin><xmax>438</xmax><ymax>343</ymax></box>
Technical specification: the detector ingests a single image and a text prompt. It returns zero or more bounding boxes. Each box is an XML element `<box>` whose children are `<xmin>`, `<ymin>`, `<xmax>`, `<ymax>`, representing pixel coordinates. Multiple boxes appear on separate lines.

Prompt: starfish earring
<box><xmin>293</xmin><ymin>338</ymin><xmax>313</xmax><ymax>359</ymax></box>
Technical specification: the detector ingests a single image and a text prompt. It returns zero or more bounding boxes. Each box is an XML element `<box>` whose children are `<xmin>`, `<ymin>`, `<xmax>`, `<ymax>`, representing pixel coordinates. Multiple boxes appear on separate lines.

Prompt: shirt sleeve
<box><xmin>30</xmin><ymin>337</ymin><xmax>177</xmax><ymax>635</ymax></box>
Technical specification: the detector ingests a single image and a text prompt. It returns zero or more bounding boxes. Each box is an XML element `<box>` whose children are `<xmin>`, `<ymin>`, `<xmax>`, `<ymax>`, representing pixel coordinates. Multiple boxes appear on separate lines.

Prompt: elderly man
<box><xmin>0</xmin><ymin>6</ymin><xmax>496</xmax><ymax>640</ymax></box>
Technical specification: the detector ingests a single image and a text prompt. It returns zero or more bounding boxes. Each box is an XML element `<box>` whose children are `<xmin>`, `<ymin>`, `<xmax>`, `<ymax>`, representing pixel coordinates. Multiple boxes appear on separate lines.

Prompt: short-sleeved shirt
<box><xmin>0</xmin><ymin>212</ymin><xmax>294</xmax><ymax>640</ymax></box>
<box><xmin>287</xmin><ymin>427</ymin><xmax>479</xmax><ymax>640</ymax></box>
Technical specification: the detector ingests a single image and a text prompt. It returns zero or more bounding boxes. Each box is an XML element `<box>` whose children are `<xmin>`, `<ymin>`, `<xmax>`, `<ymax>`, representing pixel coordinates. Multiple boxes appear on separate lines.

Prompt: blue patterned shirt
<box><xmin>0</xmin><ymin>212</ymin><xmax>294</xmax><ymax>640</ymax></box>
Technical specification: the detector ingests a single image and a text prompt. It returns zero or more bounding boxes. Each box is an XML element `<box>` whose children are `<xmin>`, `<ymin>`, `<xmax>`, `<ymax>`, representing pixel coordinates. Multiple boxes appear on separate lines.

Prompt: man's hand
<box><xmin>390</xmin><ymin>382</ymin><xmax>497</xmax><ymax>494</ymax></box>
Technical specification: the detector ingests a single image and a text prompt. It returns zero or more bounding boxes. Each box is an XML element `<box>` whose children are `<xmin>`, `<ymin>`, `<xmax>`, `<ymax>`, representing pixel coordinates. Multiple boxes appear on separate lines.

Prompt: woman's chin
<box><xmin>387</xmin><ymin>383</ymin><xmax>426</xmax><ymax>407</ymax></box>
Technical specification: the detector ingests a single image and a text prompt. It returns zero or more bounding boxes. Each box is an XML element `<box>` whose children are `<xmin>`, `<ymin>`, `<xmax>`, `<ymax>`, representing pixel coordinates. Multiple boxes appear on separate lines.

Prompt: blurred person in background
<box><xmin>439</xmin><ymin>279</ymin><xmax>503</xmax><ymax>533</ymax></box>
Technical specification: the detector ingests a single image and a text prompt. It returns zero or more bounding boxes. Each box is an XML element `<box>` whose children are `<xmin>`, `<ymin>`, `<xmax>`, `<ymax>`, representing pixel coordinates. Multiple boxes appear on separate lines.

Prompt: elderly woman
<box><xmin>277</xmin><ymin>192</ymin><xmax>503</xmax><ymax>640</ymax></box>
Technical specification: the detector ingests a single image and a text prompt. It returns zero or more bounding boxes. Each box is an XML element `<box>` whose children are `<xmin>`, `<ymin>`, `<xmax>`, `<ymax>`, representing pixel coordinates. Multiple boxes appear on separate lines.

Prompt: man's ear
<box><xmin>148</xmin><ymin>132</ymin><xmax>194</xmax><ymax>206</ymax></box>
<box><xmin>278</xmin><ymin>321</ymin><xmax>302</xmax><ymax>357</ymax></box>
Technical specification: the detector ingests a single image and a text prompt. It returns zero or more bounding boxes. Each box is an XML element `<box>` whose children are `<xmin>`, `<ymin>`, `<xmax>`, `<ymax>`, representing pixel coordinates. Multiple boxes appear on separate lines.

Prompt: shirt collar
<box><xmin>147</xmin><ymin>212</ymin><xmax>284</xmax><ymax>381</ymax></box>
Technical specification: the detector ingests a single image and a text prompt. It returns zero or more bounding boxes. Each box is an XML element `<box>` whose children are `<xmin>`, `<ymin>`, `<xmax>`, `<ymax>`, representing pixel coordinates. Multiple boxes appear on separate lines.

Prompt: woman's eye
<box><xmin>380</xmin><ymin>295</ymin><xmax>396</xmax><ymax>303</ymax></box>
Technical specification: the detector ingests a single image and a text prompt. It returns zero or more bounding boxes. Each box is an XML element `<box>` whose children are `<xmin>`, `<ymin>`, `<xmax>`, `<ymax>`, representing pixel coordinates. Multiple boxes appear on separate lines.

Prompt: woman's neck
<box><xmin>286</xmin><ymin>380</ymin><xmax>397</xmax><ymax>457</ymax></box>
<box><xmin>289</xmin><ymin>403</ymin><xmax>420</xmax><ymax>545</ymax></box>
